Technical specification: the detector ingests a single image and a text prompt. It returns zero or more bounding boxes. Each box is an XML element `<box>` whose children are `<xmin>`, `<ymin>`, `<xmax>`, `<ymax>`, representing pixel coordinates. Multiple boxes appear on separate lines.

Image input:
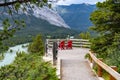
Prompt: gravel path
<box><xmin>58</xmin><ymin>48</ymin><xmax>98</xmax><ymax>80</ymax></box>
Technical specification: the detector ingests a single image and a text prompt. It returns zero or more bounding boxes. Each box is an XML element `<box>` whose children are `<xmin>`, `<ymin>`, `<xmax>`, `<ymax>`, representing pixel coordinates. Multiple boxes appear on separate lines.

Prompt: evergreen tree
<box><xmin>90</xmin><ymin>0</ymin><xmax>120</xmax><ymax>55</ymax></box>
<box><xmin>28</xmin><ymin>34</ymin><xmax>44</xmax><ymax>55</ymax></box>
<box><xmin>90</xmin><ymin>0</ymin><xmax>120</xmax><ymax>70</ymax></box>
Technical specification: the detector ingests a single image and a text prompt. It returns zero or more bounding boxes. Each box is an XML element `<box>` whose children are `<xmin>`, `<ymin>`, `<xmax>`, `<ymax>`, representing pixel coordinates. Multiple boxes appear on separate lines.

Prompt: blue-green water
<box><xmin>0</xmin><ymin>43</ymin><xmax>28</xmax><ymax>67</ymax></box>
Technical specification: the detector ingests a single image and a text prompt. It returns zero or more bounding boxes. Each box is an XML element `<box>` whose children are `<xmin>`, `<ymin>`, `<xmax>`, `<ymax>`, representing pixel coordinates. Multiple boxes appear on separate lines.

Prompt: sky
<box><xmin>56</xmin><ymin>0</ymin><xmax>106</xmax><ymax>5</ymax></box>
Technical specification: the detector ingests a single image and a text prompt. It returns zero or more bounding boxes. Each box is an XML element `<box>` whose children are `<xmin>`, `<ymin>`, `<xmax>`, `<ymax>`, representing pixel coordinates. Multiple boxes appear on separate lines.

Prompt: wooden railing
<box><xmin>89</xmin><ymin>52</ymin><xmax>120</xmax><ymax>80</ymax></box>
<box><xmin>46</xmin><ymin>39</ymin><xmax>91</xmax><ymax>48</ymax></box>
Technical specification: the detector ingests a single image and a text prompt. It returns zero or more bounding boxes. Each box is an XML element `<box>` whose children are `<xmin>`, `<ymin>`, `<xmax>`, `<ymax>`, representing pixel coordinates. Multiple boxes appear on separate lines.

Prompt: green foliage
<box><xmin>28</xmin><ymin>34</ymin><xmax>44</xmax><ymax>55</ymax></box>
<box><xmin>102</xmin><ymin>72</ymin><xmax>109</xmax><ymax>80</ymax></box>
<box><xmin>0</xmin><ymin>51</ymin><xmax>58</xmax><ymax>80</ymax></box>
<box><xmin>0</xmin><ymin>0</ymin><xmax>49</xmax><ymax>53</ymax></box>
<box><xmin>0</xmin><ymin>53</ymin><xmax>4</xmax><ymax>60</ymax></box>
<box><xmin>90</xmin><ymin>0</ymin><xmax>120</xmax><ymax>54</ymax></box>
<box><xmin>43</xmin><ymin>0</ymin><xmax>48</xmax><ymax>3</ymax></box>
<box><xmin>14</xmin><ymin>2</ymin><xmax>21</xmax><ymax>11</ymax></box>
<box><xmin>0</xmin><ymin>44</ymin><xmax>9</xmax><ymax>54</ymax></box>
<box><xmin>9</xmin><ymin>49</ymin><xmax>13</xmax><ymax>53</ymax></box>
<box><xmin>90</xmin><ymin>0</ymin><xmax>120</xmax><ymax>72</ymax></box>
<box><xmin>105</xmin><ymin>48</ymin><xmax>120</xmax><ymax>72</ymax></box>
<box><xmin>90</xmin><ymin>1</ymin><xmax>120</xmax><ymax>34</ymax></box>
<box><xmin>79</xmin><ymin>32</ymin><xmax>91</xmax><ymax>39</ymax></box>
<box><xmin>84</xmin><ymin>53</ymin><xmax>90</xmax><ymax>59</ymax></box>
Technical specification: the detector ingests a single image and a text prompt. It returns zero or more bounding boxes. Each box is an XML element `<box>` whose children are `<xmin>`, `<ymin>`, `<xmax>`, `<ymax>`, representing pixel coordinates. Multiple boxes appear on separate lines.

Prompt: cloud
<box><xmin>56</xmin><ymin>0</ymin><xmax>105</xmax><ymax>5</ymax></box>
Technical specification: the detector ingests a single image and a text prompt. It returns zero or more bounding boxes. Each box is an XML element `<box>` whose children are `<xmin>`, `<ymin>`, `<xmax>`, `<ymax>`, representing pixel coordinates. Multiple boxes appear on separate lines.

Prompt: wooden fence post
<box><xmin>110</xmin><ymin>66</ymin><xmax>117</xmax><ymax>80</ymax></box>
<box><xmin>45</xmin><ymin>43</ymin><xmax>48</xmax><ymax>56</ymax></box>
<box><xmin>97</xmin><ymin>58</ymin><xmax>103</xmax><ymax>77</ymax></box>
<box><xmin>53</xmin><ymin>42</ymin><xmax>58</xmax><ymax>65</ymax></box>
<box><xmin>89</xmin><ymin>54</ymin><xmax>92</xmax><ymax>63</ymax></box>
<box><xmin>89</xmin><ymin>51</ymin><xmax>93</xmax><ymax>62</ymax></box>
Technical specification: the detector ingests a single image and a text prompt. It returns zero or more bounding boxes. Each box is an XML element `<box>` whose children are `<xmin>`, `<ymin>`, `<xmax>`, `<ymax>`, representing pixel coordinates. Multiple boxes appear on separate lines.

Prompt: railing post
<box><xmin>110</xmin><ymin>66</ymin><xmax>117</xmax><ymax>80</ymax></box>
<box><xmin>89</xmin><ymin>55</ymin><xmax>94</xmax><ymax>68</ymax></box>
<box><xmin>46</xmin><ymin>39</ymin><xmax>49</xmax><ymax>56</ymax></box>
<box><xmin>89</xmin><ymin>56</ymin><xmax>92</xmax><ymax>63</ymax></box>
<box><xmin>52</xmin><ymin>42</ymin><xmax>58</xmax><ymax>65</ymax></box>
<box><xmin>89</xmin><ymin>51</ymin><xmax>94</xmax><ymax>63</ymax></box>
<box><xmin>45</xmin><ymin>43</ymin><xmax>48</xmax><ymax>56</ymax></box>
<box><xmin>97</xmin><ymin>58</ymin><xmax>103</xmax><ymax>77</ymax></box>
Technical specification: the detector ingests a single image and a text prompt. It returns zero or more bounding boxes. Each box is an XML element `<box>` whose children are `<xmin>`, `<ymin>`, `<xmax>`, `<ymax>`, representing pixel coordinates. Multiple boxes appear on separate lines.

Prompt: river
<box><xmin>0</xmin><ymin>43</ymin><xmax>28</xmax><ymax>67</ymax></box>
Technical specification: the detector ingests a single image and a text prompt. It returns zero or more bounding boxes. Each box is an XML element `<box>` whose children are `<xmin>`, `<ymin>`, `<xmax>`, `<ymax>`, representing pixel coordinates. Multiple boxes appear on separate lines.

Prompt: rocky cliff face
<box><xmin>0</xmin><ymin>5</ymin><xmax>70</xmax><ymax>30</ymax></box>
<box><xmin>32</xmin><ymin>6</ymin><xmax>70</xmax><ymax>28</ymax></box>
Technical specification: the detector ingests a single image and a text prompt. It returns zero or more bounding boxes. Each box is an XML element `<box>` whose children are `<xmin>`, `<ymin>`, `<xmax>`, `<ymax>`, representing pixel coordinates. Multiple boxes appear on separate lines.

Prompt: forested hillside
<box><xmin>56</xmin><ymin>4</ymin><xmax>96</xmax><ymax>31</ymax></box>
<box><xmin>3</xmin><ymin>17</ymin><xmax>77</xmax><ymax>47</ymax></box>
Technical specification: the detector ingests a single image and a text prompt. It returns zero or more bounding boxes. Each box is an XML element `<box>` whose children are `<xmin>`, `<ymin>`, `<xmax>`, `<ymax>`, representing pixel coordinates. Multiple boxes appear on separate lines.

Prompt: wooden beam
<box><xmin>89</xmin><ymin>52</ymin><xmax>120</xmax><ymax>80</ymax></box>
<box><xmin>97</xmin><ymin>58</ymin><xmax>103</xmax><ymax>77</ymax></box>
<box><xmin>110</xmin><ymin>66</ymin><xmax>117</xmax><ymax>80</ymax></box>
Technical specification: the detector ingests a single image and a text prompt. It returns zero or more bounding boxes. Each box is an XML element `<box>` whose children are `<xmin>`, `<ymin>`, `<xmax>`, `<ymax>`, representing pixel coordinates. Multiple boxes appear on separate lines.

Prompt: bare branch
<box><xmin>0</xmin><ymin>0</ymin><xmax>30</xmax><ymax>7</ymax></box>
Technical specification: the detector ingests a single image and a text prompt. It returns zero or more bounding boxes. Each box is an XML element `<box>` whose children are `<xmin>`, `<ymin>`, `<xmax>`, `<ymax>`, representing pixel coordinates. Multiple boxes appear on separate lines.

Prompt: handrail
<box><xmin>46</xmin><ymin>39</ymin><xmax>90</xmax><ymax>48</ymax></box>
<box><xmin>89</xmin><ymin>52</ymin><xmax>120</xmax><ymax>80</ymax></box>
<box><xmin>47</xmin><ymin>39</ymin><xmax>89</xmax><ymax>42</ymax></box>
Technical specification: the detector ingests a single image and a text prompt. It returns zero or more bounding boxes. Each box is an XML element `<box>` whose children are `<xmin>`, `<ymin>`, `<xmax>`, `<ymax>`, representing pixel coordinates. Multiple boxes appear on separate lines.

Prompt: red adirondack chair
<box><xmin>58</xmin><ymin>41</ymin><xmax>65</xmax><ymax>50</ymax></box>
<box><xmin>66</xmin><ymin>40</ymin><xmax>72</xmax><ymax>49</ymax></box>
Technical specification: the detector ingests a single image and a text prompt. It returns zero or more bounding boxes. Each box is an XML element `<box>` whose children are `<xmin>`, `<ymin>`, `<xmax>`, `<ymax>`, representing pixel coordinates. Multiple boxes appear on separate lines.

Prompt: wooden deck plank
<box><xmin>58</xmin><ymin>48</ymin><xmax>98</xmax><ymax>80</ymax></box>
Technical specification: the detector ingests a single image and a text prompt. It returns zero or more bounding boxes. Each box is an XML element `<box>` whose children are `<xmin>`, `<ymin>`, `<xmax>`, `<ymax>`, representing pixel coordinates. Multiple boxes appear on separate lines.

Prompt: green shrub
<box><xmin>28</xmin><ymin>34</ymin><xmax>44</xmax><ymax>56</ymax></box>
<box><xmin>10</xmin><ymin>49</ymin><xmax>13</xmax><ymax>53</ymax></box>
<box><xmin>0</xmin><ymin>51</ymin><xmax>58</xmax><ymax>80</ymax></box>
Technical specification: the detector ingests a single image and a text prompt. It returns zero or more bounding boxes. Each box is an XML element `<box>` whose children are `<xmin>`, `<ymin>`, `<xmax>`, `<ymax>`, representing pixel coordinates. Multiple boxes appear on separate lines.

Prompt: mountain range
<box><xmin>1</xmin><ymin>3</ymin><xmax>97</xmax><ymax>42</ymax></box>
<box><xmin>0</xmin><ymin>4</ymin><xmax>96</xmax><ymax>33</ymax></box>
<box><xmin>56</xmin><ymin>3</ymin><xmax>96</xmax><ymax>31</ymax></box>
<box><xmin>0</xmin><ymin>6</ymin><xmax>70</xmax><ymax>29</ymax></box>
<box><xmin>0</xmin><ymin>5</ymin><xmax>78</xmax><ymax>46</ymax></box>
<box><xmin>0</xmin><ymin>3</ymin><xmax>97</xmax><ymax>46</ymax></box>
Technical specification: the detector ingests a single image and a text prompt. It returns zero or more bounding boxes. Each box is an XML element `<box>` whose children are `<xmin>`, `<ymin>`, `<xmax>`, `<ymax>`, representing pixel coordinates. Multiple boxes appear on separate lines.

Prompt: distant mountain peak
<box><xmin>56</xmin><ymin>4</ymin><xmax>96</xmax><ymax>31</ymax></box>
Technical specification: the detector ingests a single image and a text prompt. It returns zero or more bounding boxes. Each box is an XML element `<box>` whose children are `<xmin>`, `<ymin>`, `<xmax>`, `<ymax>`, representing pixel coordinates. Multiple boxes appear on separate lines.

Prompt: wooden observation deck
<box><xmin>45</xmin><ymin>39</ymin><xmax>120</xmax><ymax>80</ymax></box>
